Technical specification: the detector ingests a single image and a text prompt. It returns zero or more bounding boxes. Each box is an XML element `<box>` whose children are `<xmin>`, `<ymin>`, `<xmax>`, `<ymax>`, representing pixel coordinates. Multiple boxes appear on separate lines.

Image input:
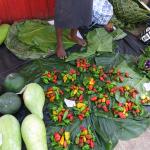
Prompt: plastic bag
<box><xmin>92</xmin><ymin>0</ymin><xmax>113</xmax><ymax>25</ymax></box>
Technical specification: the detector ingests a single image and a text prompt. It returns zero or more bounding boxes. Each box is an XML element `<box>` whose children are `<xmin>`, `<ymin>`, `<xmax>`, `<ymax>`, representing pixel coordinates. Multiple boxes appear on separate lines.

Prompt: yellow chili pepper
<box><xmin>59</xmin><ymin>135</ymin><xmax>65</xmax><ymax>146</ymax></box>
<box><xmin>73</xmin><ymin>87</ymin><xmax>78</xmax><ymax>95</ymax></box>
<box><xmin>53</xmin><ymin>110</ymin><xmax>57</xmax><ymax>115</ymax></box>
<box><xmin>81</xmin><ymin>129</ymin><xmax>88</xmax><ymax>136</ymax></box>
<box><xmin>64</xmin><ymin>132</ymin><xmax>70</xmax><ymax>141</ymax></box>
<box><xmin>101</xmin><ymin>98</ymin><xmax>106</xmax><ymax>103</ymax></box>
<box><xmin>124</xmin><ymin>85</ymin><xmax>130</xmax><ymax>91</ymax></box>
<box><xmin>76</xmin><ymin>103</ymin><xmax>86</xmax><ymax>109</ymax></box>
<box><xmin>63</xmin><ymin>75</ymin><xmax>68</xmax><ymax>83</ymax></box>
<box><xmin>83</xmin><ymin>136</ymin><xmax>87</xmax><ymax>142</ymax></box>
<box><xmin>89</xmin><ymin>78</ymin><xmax>95</xmax><ymax>85</ymax></box>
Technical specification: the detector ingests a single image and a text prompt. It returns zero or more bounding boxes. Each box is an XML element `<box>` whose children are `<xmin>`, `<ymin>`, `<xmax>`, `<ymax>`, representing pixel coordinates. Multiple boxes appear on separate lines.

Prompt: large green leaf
<box><xmin>5</xmin><ymin>20</ymin><xmax>75</xmax><ymax>60</ymax></box>
<box><xmin>87</xmin><ymin>28</ymin><xmax>113</xmax><ymax>53</ymax></box>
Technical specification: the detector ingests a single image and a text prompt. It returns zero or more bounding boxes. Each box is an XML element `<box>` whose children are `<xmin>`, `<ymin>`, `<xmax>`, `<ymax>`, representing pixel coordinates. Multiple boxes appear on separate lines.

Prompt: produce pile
<box><xmin>37</xmin><ymin>58</ymin><xmax>150</xmax><ymax>150</ymax></box>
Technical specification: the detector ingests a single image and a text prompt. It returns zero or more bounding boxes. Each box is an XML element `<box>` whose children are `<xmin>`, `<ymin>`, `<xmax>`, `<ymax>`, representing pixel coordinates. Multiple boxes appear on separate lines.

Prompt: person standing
<box><xmin>54</xmin><ymin>0</ymin><xmax>93</xmax><ymax>59</ymax></box>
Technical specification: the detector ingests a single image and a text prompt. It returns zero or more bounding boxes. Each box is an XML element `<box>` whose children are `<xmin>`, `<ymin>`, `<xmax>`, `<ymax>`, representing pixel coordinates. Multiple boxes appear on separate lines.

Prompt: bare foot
<box><xmin>104</xmin><ymin>23</ymin><xmax>114</xmax><ymax>32</ymax></box>
<box><xmin>56</xmin><ymin>46</ymin><xmax>66</xmax><ymax>59</ymax></box>
<box><xmin>68</xmin><ymin>35</ymin><xmax>87</xmax><ymax>47</ymax></box>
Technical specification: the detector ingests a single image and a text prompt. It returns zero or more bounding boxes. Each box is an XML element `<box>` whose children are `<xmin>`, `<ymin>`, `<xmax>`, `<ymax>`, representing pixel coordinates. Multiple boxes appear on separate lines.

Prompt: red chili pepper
<box><xmin>79</xmin><ymin>87</ymin><xmax>85</xmax><ymax>91</ymax></box>
<box><xmin>54</xmin><ymin>132</ymin><xmax>61</xmax><ymax>142</ymax></box>
<box><xmin>119</xmin><ymin>76</ymin><xmax>124</xmax><ymax>82</ymax></box>
<box><xmin>58</xmin><ymin>115</ymin><xmax>62</xmax><ymax>122</ymax></box>
<box><xmin>99</xmin><ymin>76</ymin><xmax>104</xmax><ymax>81</ymax></box>
<box><xmin>106</xmin><ymin>100</ymin><xmax>111</xmax><ymax>105</ymax></box>
<box><xmin>97</xmin><ymin>104</ymin><xmax>102</xmax><ymax>109</ymax></box>
<box><xmin>78</xmin><ymin>114</ymin><xmax>84</xmax><ymax>121</ymax></box>
<box><xmin>79</xmin><ymin>94</ymin><xmax>84</xmax><ymax>102</ymax></box>
<box><xmin>63</xmin><ymin>141</ymin><xmax>68</xmax><ymax>148</ymax></box>
<box><xmin>102</xmin><ymin>105</ymin><xmax>108</xmax><ymax>112</ymax></box>
<box><xmin>89</xmin><ymin>140</ymin><xmax>95</xmax><ymax>148</ymax></box>
<box><xmin>90</xmin><ymin>96</ymin><xmax>97</xmax><ymax>101</ymax></box>
<box><xmin>118</xmin><ymin>112</ymin><xmax>126</xmax><ymax>119</ymax></box>
<box><xmin>125</xmin><ymin>72</ymin><xmax>129</xmax><ymax>78</ymax></box>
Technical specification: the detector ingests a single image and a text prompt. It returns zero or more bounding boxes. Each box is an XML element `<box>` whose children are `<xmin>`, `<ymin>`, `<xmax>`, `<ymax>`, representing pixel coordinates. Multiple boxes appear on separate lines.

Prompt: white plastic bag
<box><xmin>92</xmin><ymin>0</ymin><xmax>113</xmax><ymax>25</ymax></box>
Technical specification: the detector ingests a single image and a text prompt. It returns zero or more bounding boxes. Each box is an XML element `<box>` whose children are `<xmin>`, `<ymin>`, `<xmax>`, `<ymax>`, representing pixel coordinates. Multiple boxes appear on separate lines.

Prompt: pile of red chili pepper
<box><xmin>75</xmin><ymin>126</ymin><xmax>95</xmax><ymax>150</ymax></box>
<box><xmin>51</xmin><ymin>105</ymin><xmax>74</xmax><ymax>125</ymax></box>
<box><xmin>50</xmin><ymin>129</ymin><xmax>70</xmax><ymax>149</ymax></box>
<box><xmin>61</xmin><ymin>68</ymin><xmax>77</xmax><ymax>83</ymax></box>
<box><xmin>65</xmin><ymin>85</ymin><xmax>85</xmax><ymax>100</ymax></box>
<box><xmin>41</xmin><ymin>70</ymin><xmax>58</xmax><ymax>84</ymax></box>
<box><xmin>90</xmin><ymin>94</ymin><xmax>111</xmax><ymax>112</ymax></box>
<box><xmin>76</xmin><ymin>58</ymin><xmax>90</xmax><ymax>72</ymax></box>
<box><xmin>46</xmin><ymin>86</ymin><xmax>64</xmax><ymax>102</ymax></box>
<box><xmin>74</xmin><ymin>102</ymin><xmax>90</xmax><ymax>121</ymax></box>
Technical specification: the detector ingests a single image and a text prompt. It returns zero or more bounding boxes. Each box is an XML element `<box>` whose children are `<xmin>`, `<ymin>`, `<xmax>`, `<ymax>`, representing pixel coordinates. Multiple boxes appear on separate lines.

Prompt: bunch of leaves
<box><xmin>46</xmin><ymin>86</ymin><xmax>64</xmax><ymax>102</ymax></box>
<box><xmin>109</xmin><ymin>0</ymin><xmax>150</xmax><ymax>24</ymax></box>
<box><xmin>50</xmin><ymin>128</ymin><xmax>71</xmax><ymax>150</ymax></box>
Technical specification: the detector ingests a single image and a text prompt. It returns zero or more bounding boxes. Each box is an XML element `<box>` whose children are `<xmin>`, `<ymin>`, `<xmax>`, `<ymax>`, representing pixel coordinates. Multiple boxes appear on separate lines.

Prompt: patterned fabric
<box><xmin>92</xmin><ymin>0</ymin><xmax>113</xmax><ymax>25</ymax></box>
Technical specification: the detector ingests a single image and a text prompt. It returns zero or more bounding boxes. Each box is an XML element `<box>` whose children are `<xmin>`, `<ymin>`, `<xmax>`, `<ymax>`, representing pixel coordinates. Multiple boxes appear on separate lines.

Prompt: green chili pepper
<box><xmin>63</xmin><ymin>110</ymin><xmax>69</xmax><ymax>120</ymax></box>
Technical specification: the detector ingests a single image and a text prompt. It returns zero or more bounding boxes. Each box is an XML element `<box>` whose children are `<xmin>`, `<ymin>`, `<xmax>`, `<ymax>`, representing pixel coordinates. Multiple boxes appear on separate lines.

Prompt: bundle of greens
<box><xmin>109</xmin><ymin>0</ymin><xmax>150</xmax><ymax>24</ymax></box>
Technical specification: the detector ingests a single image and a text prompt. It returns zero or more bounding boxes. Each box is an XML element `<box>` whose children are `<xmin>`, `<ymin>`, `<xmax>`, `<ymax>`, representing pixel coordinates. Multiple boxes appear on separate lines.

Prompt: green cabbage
<box><xmin>0</xmin><ymin>115</ymin><xmax>21</xmax><ymax>150</ymax></box>
<box><xmin>23</xmin><ymin>83</ymin><xmax>45</xmax><ymax>119</ymax></box>
<box><xmin>21</xmin><ymin>114</ymin><xmax>48</xmax><ymax>150</ymax></box>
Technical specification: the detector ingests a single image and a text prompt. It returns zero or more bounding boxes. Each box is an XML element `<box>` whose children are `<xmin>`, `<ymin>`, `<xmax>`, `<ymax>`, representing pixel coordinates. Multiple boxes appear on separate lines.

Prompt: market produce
<box><xmin>21</xmin><ymin>114</ymin><xmax>48</xmax><ymax>150</ymax></box>
<box><xmin>23</xmin><ymin>83</ymin><xmax>45</xmax><ymax>119</ymax></box>
<box><xmin>65</xmin><ymin>85</ymin><xmax>85</xmax><ymax>100</ymax></box>
<box><xmin>0</xmin><ymin>24</ymin><xmax>10</xmax><ymax>45</ymax></box>
<box><xmin>75</xmin><ymin>126</ymin><xmax>95</xmax><ymax>150</ymax></box>
<box><xmin>50</xmin><ymin>105</ymin><xmax>74</xmax><ymax>125</ymax></box>
<box><xmin>74</xmin><ymin>102</ymin><xmax>90</xmax><ymax>121</ymax></box>
<box><xmin>41</xmin><ymin>70</ymin><xmax>58</xmax><ymax>84</ymax></box>
<box><xmin>110</xmin><ymin>0</ymin><xmax>150</xmax><ymax>24</ymax></box>
<box><xmin>61</xmin><ymin>68</ymin><xmax>77</xmax><ymax>83</ymax></box>
<box><xmin>0</xmin><ymin>115</ymin><xmax>21</xmax><ymax>150</ymax></box>
<box><xmin>46</xmin><ymin>86</ymin><xmax>64</xmax><ymax>102</ymax></box>
<box><xmin>4</xmin><ymin>73</ymin><xmax>25</xmax><ymax>93</ymax></box>
<box><xmin>50</xmin><ymin>129</ymin><xmax>71</xmax><ymax>150</ymax></box>
<box><xmin>0</xmin><ymin>92</ymin><xmax>21</xmax><ymax>114</ymax></box>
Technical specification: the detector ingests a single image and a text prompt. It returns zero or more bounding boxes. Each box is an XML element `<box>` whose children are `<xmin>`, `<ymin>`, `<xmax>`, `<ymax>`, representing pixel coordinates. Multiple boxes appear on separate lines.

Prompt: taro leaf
<box><xmin>17</xmin><ymin>20</ymin><xmax>75</xmax><ymax>52</ymax></box>
<box><xmin>117</xmin><ymin>61</ymin><xmax>150</xmax><ymax>98</ymax></box>
<box><xmin>65</xmin><ymin>47</ymin><xmax>95</xmax><ymax>62</ymax></box>
<box><xmin>87</xmin><ymin>28</ymin><xmax>113</xmax><ymax>53</ymax></box>
<box><xmin>115</xmin><ymin>117</ymin><xmax>150</xmax><ymax>140</ymax></box>
<box><xmin>92</xmin><ymin>116</ymin><xmax>118</xmax><ymax>150</ymax></box>
<box><xmin>5</xmin><ymin>20</ymin><xmax>75</xmax><ymax>60</ymax></box>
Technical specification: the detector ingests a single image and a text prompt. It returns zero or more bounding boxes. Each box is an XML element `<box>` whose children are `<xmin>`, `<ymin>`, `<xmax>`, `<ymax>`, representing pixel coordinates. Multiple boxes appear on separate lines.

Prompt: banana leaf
<box><xmin>5</xmin><ymin>20</ymin><xmax>75</xmax><ymax>60</ymax></box>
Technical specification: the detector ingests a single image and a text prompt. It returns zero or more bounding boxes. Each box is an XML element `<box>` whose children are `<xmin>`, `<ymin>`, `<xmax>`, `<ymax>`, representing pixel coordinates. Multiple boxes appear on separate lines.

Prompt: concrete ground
<box><xmin>115</xmin><ymin>127</ymin><xmax>150</xmax><ymax>150</ymax></box>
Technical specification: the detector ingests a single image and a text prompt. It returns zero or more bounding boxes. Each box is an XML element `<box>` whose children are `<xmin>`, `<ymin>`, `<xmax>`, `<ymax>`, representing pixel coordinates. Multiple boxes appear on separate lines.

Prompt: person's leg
<box><xmin>69</xmin><ymin>29</ymin><xmax>87</xmax><ymax>46</ymax></box>
<box><xmin>55</xmin><ymin>28</ymin><xmax>66</xmax><ymax>58</ymax></box>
